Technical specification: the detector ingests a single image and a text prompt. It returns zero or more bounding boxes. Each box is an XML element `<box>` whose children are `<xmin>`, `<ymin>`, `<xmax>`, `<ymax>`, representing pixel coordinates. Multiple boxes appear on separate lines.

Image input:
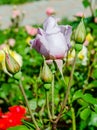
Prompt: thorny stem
<box><xmin>52</xmin><ymin>122</ymin><xmax>57</xmax><ymax>130</ymax></box>
<box><xmin>46</xmin><ymin>91</ymin><xmax>52</xmax><ymax>120</ymax></box>
<box><xmin>55</xmin><ymin>54</ymin><xmax>77</xmax><ymax>123</ymax></box>
<box><xmin>71</xmin><ymin>107</ymin><xmax>76</xmax><ymax>130</ymax></box>
<box><xmin>19</xmin><ymin>80</ymin><xmax>40</xmax><ymax>130</ymax></box>
<box><xmin>89</xmin><ymin>0</ymin><xmax>94</xmax><ymax>17</ymax></box>
<box><xmin>52</xmin><ymin>75</ymin><xmax>55</xmax><ymax>119</ymax></box>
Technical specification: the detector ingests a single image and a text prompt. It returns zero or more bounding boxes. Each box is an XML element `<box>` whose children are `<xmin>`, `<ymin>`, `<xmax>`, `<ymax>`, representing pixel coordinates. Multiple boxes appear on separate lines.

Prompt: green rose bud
<box><xmin>74</xmin><ymin>19</ymin><xmax>86</xmax><ymax>43</ymax></box>
<box><xmin>40</xmin><ymin>61</ymin><xmax>53</xmax><ymax>83</ymax></box>
<box><xmin>5</xmin><ymin>52</ymin><xmax>20</xmax><ymax>74</ymax></box>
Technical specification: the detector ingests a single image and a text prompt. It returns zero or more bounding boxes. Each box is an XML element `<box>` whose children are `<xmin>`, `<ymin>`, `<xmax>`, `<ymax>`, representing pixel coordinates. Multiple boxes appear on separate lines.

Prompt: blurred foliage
<box><xmin>0</xmin><ymin>0</ymin><xmax>40</xmax><ymax>5</ymax></box>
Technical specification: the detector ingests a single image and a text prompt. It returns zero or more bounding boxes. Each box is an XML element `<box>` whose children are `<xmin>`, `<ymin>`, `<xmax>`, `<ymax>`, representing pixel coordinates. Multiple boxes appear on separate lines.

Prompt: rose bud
<box><xmin>0</xmin><ymin>50</ymin><xmax>12</xmax><ymax>76</ymax></box>
<box><xmin>5</xmin><ymin>52</ymin><xmax>20</xmax><ymax>74</ymax></box>
<box><xmin>40</xmin><ymin>61</ymin><xmax>53</xmax><ymax>83</ymax></box>
<box><xmin>74</xmin><ymin>19</ymin><xmax>86</xmax><ymax>43</ymax></box>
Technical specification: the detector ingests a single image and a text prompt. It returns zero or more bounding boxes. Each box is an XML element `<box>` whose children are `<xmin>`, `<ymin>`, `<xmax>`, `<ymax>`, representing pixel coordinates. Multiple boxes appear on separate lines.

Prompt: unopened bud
<box><xmin>5</xmin><ymin>52</ymin><xmax>20</xmax><ymax>74</ymax></box>
<box><xmin>74</xmin><ymin>19</ymin><xmax>86</xmax><ymax>43</ymax></box>
<box><xmin>0</xmin><ymin>50</ymin><xmax>12</xmax><ymax>76</ymax></box>
<box><xmin>40</xmin><ymin>61</ymin><xmax>53</xmax><ymax>83</ymax></box>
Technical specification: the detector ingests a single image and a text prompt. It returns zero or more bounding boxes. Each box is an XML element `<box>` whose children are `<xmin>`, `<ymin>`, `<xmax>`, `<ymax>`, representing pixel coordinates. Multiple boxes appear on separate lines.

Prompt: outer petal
<box><xmin>30</xmin><ymin>29</ymin><xmax>50</xmax><ymax>58</ymax></box>
<box><xmin>43</xmin><ymin>16</ymin><xmax>60</xmax><ymax>34</ymax></box>
<box><xmin>60</xmin><ymin>25</ymin><xmax>72</xmax><ymax>48</ymax></box>
<box><xmin>0</xmin><ymin>50</ymin><xmax>12</xmax><ymax>76</ymax></box>
<box><xmin>55</xmin><ymin>59</ymin><xmax>63</xmax><ymax>77</ymax></box>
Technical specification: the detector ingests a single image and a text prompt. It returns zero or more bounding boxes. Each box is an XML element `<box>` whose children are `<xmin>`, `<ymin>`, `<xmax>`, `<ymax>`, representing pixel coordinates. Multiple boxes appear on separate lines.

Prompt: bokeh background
<box><xmin>0</xmin><ymin>0</ymin><xmax>96</xmax><ymax>29</ymax></box>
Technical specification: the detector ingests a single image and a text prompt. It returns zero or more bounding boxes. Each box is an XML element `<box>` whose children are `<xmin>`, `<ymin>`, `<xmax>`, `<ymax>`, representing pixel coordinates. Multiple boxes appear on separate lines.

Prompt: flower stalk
<box><xmin>52</xmin><ymin>75</ymin><xmax>55</xmax><ymax>119</ymax></box>
<box><xmin>19</xmin><ymin>79</ymin><xmax>40</xmax><ymax>130</ymax></box>
<box><xmin>71</xmin><ymin>107</ymin><xmax>76</xmax><ymax>130</ymax></box>
<box><xmin>55</xmin><ymin>53</ymin><xmax>77</xmax><ymax>123</ymax></box>
<box><xmin>46</xmin><ymin>91</ymin><xmax>52</xmax><ymax>120</ymax></box>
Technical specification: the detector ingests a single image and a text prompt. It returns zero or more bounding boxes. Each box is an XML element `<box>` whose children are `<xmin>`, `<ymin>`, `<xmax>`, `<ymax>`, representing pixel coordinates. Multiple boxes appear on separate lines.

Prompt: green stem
<box><xmin>19</xmin><ymin>80</ymin><xmax>40</xmax><ymax>130</ymax></box>
<box><xmin>52</xmin><ymin>75</ymin><xmax>55</xmax><ymax>119</ymax></box>
<box><xmin>83</xmin><ymin>52</ymin><xmax>97</xmax><ymax>92</ymax></box>
<box><xmin>55</xmin><ymin>54</ymin><xmax>77</xmax><ymax>123</ymax></box>
<box><xmin>46</xmin><ymin>91</ymin><xmax>52</xmax><ymax>120</ymax></box>
<box><xmin>71</xmin><ymin>107</ymin><xmax>76</xmax><ymax>130</ymax></box>
<box><xmin>89</xmin><ymin>0</ymin><xmax>94</xmax><ymax>17</ymax></box>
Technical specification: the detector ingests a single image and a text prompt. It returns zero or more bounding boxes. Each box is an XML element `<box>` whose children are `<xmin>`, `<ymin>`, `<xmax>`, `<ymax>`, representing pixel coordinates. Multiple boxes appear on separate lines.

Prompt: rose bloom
<box><xmin>46</xmin><ymin>7</ymin><xmax>55</xmax><ymax>16</ymax></box>
<box><xmin>94</xmin><ymin>17</ymin><xmax>97</xmax><ymax>23</ymax></box>
<box><xmin>8</xmin><ymin>38</ymin><xmax>15</xmax><ymax>47</ymax></box>
<box><xmin>75</xmin><ymin>12</ymin><xmax>84</xmax><ymax>17</ymax></box>
<box><xmin>25</xmin><ymin>25</ymin><xmax>37</xmax><ymax>36</ymax></box>
<box><xmin>12</xmin><ymin>10</ymin><xmax>21</xmax><ymax>18</ymax></box>
<box><xmin>30</xmin><ymin>16</ymin><xmax>72</xmax><ymax>60</ymax></box>
<box><xmin>0</xmin><ymin>105</ymin><xmax>26</xmax><ymax>130</ymax></box>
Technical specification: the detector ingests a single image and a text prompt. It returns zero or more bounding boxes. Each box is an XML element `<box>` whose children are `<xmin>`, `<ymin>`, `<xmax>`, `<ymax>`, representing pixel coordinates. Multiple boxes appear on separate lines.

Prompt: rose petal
<box><xmin>60</xmin><ymin>25</ymin><xmax>72</xmax><ymax>48</ymax></box>
<box><xmin>55</xmin><ymin>59</ymin><xmax>63</xmax><ymax>77</ymax></box>
<box><xmin>46</xmin><ymin>32</ymin><xmax>68</xmax><ymax>59</ymax></box>
<box><xmin>43</xmin><ymin>16</ymin><xmax>60</xmax><ymax>34</ymax></box>
<box><xmin>30</xmin><ymin>34</ymin><xmax>49</xmax><ymax>58</ymax></box>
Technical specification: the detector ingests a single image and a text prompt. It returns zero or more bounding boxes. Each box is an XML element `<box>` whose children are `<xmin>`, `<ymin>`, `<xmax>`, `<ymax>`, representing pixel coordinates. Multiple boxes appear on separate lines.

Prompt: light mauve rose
<box><xmin>30</xmin><ymin>16</ymin><xmax>72</xmax><ymax>60</ymax></box>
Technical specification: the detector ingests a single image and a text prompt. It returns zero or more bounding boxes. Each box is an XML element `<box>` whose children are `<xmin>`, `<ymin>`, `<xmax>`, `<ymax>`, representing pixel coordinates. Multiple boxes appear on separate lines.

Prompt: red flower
<box><xmin>9</xmin><ymin>105</ymin><xmax>26</xmax><ymax>115</ymax></box>
<box><xmin>0</xmin><ymin>105</ymin><xmax>26</xmax><ymax>130</ymax></box>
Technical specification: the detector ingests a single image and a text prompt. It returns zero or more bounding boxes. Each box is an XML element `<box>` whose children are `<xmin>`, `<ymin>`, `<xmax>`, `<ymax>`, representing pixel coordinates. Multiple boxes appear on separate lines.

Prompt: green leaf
<box><xmin>80</xmin><ymin>108</ymin><xmax>91</xmax><ymax>120</ymax></box>
<box><xmin>38</xmin><ymin>99</ymin><xmax>45</xmax><ymax>107</ymax></box>
<box><xmin>94</xmin><ymin>104</ymin><xmax>97</xmax><ymax>113</ymax></box>
<box><xmin>22</xmin><ymin>120</ymin><xmax>35</xmax><ymax>129</ymax></box>
<box><xmin>14</xmin><ymin>71</ymin><xmax>22</xmax><ymax>80</ymax></box>
<box><xmin>89</xmin><ymin>23</ymin><xmax>97</xmax><ymax>30</ymax></box>
<box><xmin>82</xmin><ymin>0</ymin><xmax>90</xmax><ymax>8</ymax></box>
<box><xmin>94</xmin><ymin>9</ymin><xmax>97</xmax><ymax>17</ymax></box>
<box><xmin>82</xmin><ymin>94</ymin><xmax>97</xmax><ymax>105</ymax></box>
<box><xmin>72</xmin><ymin>90</ymin><xmax>83</xmax><ymax>101</ymax></box>
<box><xmin>8</xmin><ymin>125</ymin><xmax>29</xmax><ymax>130</ymax></box>
<box><xmin>29</xmin><ymin>99</ymin><xmax>37</xmax><ymax>110</ymax></box>
<box><xmin>87</xmin><ymin>80</ymin><xmax>97</xmax><ymax>89</ymax></box>
<box><xmin>89</xmin><ymin>112</ymin><xmax>97</xmax><ymax>127</ymax></box>
<box><xmin>77</xmin><ymin>99</ymin><xmax>88</xmax><ymax>106</ymax></box>
<box><xmin>92</xmin><ymin>69</ymin><xmax>97</xmax><ymax>79</ymax></box>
